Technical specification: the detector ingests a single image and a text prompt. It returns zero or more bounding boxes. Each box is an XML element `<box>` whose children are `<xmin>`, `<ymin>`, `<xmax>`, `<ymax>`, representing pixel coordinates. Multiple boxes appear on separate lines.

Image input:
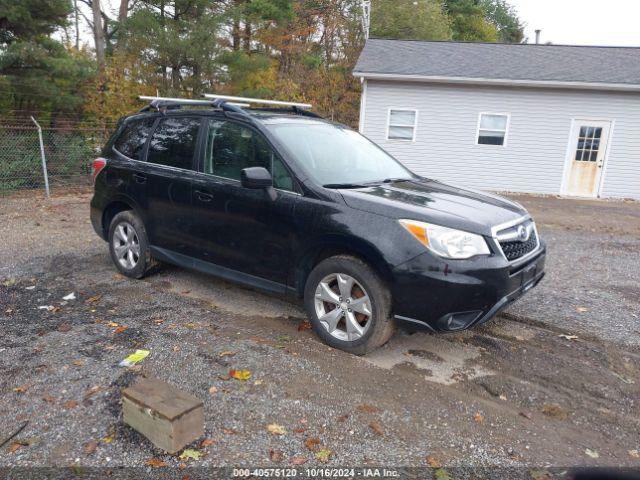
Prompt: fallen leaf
<box><xmin>85</xmin><ymin>295</ymin><xmax>102</xmax><ymax>304</ymax></box>
<box><xmin>83</xmin><ymin>440</ymin><xmax>98</xmax><ymax>455</ymax></box>
<box><xmin>529</xmin><ymin>470</ymin><xmax>552</xmax><ymax>480</ymax></box>
<box><xmin>13</xmin><ymin>385</ymin><xmax>28</xmax><ymax>393</ymax></box>
<box><xmin>499</xmin><ymin>394</ymin><xmax>507</xmax><ymax>401</ymax></box>
<box><xmin>369</xmin><ymin>421</ymin><xmax>384</xmax><ymax>436</ymax></box>
<box><xmin>208</xmin><ymin>386</ymin><xmax>218</xmax><ymax>395</ymax></box>
<box><xmin>8</xmin><ymin>441</ymin><xmax>26</xmax><ymax>454</ymax></box>
<box><xmin>72</xmin><ymin>360</ymin><xmax>84</xmax><ymax>367</ymax></box>
<box><xmin>179</xmin><ymin>449</ymin><xmax>202</xmax><ymax>460</ymax></box>
<box><xmin>107</xmin><ymin>321</ymin><xmax>119</xmax><ymax>328</ymax></box>
<box><xmin>229</xmin><ymin>369</ymin><xmax>251</xmax><ymax>381</ymax></box>
<box><xmin>84</xmin><ymin>386</ymin><xmax>102</xmax><ymax>399</ymax></box>
<box><xmin>253</xmin><ymin>380</ymin><xmax>264</xmax><ymax>386</ymax></box>
<box><xmin>291</xmin><ymin>455</ymin><xmax>307</xmax><ymax>465</ymax></box>
<box><xmin>305</xmin><ymin>438</ymin><xmax>321</xmax><ymax>451</ymax></box>
<box><xmin>185</xmin><ymin>323</ymin><xmax>197</xmax><ymax>329</ymax></box>
<box><xmin>200</xmin><ymin>438</ymin><xmax>216</xmax><ymax>448</ymax></box>
<box><xmin>113</xmin><ymin>326</ymin><xmax>128</xmax><ymax>334</ymax></box>
<box><xmin>315</xmin><ymin>449</ymin><xmax>331</xmax><ymax>462</ymax></box>
<box><xmin>63</xmin><ymin>400</ymin><xmax>78</xmax><ymax>409</ymax></box>
<box><xmin>473</xmin><ymin>412</ymin><xmax>484</xmax><ymax>423</ymax></box>
<box><xmin>585</xmin><ymin>448</ymin><xmax>599</xmax><ymax>459</ymax></box>
<box><xmin>576</xmin><ymin>307</ymin><xmax>589</xmax><ymax>313</ymax></box>
<box><xmin>42</xmin><ymin>394</ymin><xmax>56</xmax><ymax>404</ymax></box>
<box><xmin>559</xmin><ymin>334</ymin><xmax>579</xmax><ymax>341</ymax></box>
<box><xmin>542</xmin><ymin>403</ymin><xmax>567</xmax><ymax>420</ymax></box>
<box><xmin>222</xmin><ymin>428</ymin><xmax>237</xmax><ymax>435</ymax></box>
<box><xmin>297</xmin><ymin>320</ymin><xmax>312</xmax><ymax>331</ymax></box>
<box><xmin>356</xmin><ymin>404</ymin><xmax>380</xmax><ymax>414</ymax></box>
<box><xmin>270</xmin><ymin>449</ymin><xmax>284</xmax><ymax>462</ymax></box>
<box><xmin>219</xmin><ymin>351</ymin><xmax>236</xmax><ymax>357</ymax></box>
<box><xmin>337</xmin><ymin>414</ymin><xmax>349</xmax><ymax>422</ymax></box>
<box><xmin>146</xmin><ymin>458</ymin><xmax>167</xmax><ymax>467</ymax></box>
<box><xmin>2</xmin><ymin>278</ymin><xmax>16</xmax><ymax>287</ymax></box>
<box><xmin>434</xmin><ymin>468</ymin><xmax>453</xmax><ymax>480</ymax></box>
<box><xmin>426</xmin><ymin>455</ymin><xmax>441</xmax><ymax>468</ymax></box>
<box><xmin>266</xmin><ymin>423</ymin><xmax>286</xmax><ymax>435</ymax></box>
<box><xmin>153</xmin><ymin>318</ymin><xmax>164</xmax><ymax>325</ymax></box>
<box><xmin>102</xmin><ymin>436</ymin><xmax>113</xmax><ymax>444</ymax></box>
<box><xmin>519</xmin><ymin>411</ymin><xmax>533</xmax><ymax>420</ymax></box>
<box><xmin>293</xmin><ymin>427</ymin><xmax>306</xmax><ymax>434</ymax></box>
<box><xmin>629</xmin><ymin>450</ymin><xmax>640</xmax><ymax>459</ymax></box>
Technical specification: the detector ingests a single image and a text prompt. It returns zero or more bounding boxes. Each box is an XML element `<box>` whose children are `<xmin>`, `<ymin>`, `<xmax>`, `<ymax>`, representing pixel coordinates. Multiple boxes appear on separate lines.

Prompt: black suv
<box><xmin>90</xmin><ymin>98</ymin><xmax>545</xmax><ymax>354</ymax></box>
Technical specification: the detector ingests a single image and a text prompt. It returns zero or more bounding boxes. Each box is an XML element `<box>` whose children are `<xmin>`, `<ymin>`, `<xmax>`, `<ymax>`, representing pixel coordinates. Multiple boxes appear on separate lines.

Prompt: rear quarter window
<box><xmin>113</xmin><ymin>118</ymin><xmax>156</xmax><ymax>160</ymax></box>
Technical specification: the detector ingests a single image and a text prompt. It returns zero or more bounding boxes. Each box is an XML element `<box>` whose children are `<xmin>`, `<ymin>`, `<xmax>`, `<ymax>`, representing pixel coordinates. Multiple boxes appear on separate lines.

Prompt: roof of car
<box><xmin>354</xmin><ymin>38</ymin><xmax>640</xmax><ymax>90</ymax></box>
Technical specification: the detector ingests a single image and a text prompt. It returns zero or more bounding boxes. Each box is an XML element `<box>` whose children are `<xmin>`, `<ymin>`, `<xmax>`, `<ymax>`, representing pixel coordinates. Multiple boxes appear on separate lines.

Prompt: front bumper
<box><xmin>391</xmin><ymin>243</ymin><xmax>546</xmax><ymax>332</ymax></box>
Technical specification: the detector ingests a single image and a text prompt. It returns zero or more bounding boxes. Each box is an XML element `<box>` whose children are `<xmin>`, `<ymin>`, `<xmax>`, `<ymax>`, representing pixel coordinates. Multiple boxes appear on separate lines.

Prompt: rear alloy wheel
<box><xmin>108</xmin><ymin>210</ymin><xmax>151</xmax><ymax>279</ymax></box>
<box><xmin>304</xmin><ymin>255</ymin><xmax>395</xmax><ymax>355</ymax></box>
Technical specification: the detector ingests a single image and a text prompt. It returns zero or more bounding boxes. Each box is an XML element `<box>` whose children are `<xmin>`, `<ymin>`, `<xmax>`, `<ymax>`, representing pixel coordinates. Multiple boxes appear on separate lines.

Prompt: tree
<box><xmin>91</xmin><ymin>0</ymin><xmax>106</xmax><ymax>69</ymax></box>
<box><xmin>370</xmin><ymin>0</ymin><xmax>452</xmax><ymax>41</ymax></box>
<box><xmin>445</xmin><ymin>0</ymin><xmax>498</xmax><ymax>42</ymax></box>
<box><xmin>479</xmin><ymin>0</ymin><xmax>523</xmax><ymax>43</ymax></box>
<box><xmin>0</xmin><ymin>0</ymin><xmax>95</xmax><ymax>121</ymax></box>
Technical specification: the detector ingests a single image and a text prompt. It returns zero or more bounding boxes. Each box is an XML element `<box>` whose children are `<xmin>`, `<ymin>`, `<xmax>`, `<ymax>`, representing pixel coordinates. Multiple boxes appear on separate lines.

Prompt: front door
<box><xmin>564</xmin><ymin>120</ymin><xmax>611</xmax><ymax>197</ymax></box>
<box><xmin>190</xmin><ymin>118</ymin><xmax>299</xmax><ymax>288</ymax></box>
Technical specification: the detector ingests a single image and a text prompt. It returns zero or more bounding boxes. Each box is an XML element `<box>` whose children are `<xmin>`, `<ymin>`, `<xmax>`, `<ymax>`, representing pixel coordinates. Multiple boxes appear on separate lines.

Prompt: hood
<box><xmin>338</xmin><ymin>178</ymin><xmax>528</xmax><ymax>236</ymax></box>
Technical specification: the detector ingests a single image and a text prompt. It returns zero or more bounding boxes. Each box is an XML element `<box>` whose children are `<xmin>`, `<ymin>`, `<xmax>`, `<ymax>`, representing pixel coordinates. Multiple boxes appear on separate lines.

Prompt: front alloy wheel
<box><xmin>314</xmin><ymin>273</ymin><xmax>373</xmax><ymax>341</ymax></box>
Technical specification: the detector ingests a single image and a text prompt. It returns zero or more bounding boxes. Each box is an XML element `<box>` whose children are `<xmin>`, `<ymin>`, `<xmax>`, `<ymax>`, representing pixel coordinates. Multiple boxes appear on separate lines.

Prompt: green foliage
<box><xmin>445</xmin><ymin>0</ymin><xmax>498</xmax><ymax>42</ymax></box>
<box><xmin>480</xmin><ymin>0</ymin><xmax>524</xmax><ymax>43</ymax></box>
<box><xmin>0</xmin><ymin>0</ymin><xmax>71</xmax><ymax>44</ymax></box>
<box><xmin>371</xmin><ymin>0</ymin><xmax>452</xmax><ymax>41</ymax></box>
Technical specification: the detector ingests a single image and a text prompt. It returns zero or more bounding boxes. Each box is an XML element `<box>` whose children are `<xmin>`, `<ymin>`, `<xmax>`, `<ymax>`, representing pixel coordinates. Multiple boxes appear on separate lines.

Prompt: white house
<box><xmin>354</xmin><ymin>39</ymin><xmax>640</xmax><ymax>199</ymax></box>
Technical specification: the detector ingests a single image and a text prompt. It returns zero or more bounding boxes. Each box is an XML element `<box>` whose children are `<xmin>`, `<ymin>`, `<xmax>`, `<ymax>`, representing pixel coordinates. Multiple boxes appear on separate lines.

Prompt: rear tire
<box><xmin>304</xmin><ymin>255</ymin><xmax>395</xmax><ymax>355</ymax></box>
<box><xmin>108</xmin><ymin>210</ymin><xmax>151</xmax><ymax>279</ymax></box>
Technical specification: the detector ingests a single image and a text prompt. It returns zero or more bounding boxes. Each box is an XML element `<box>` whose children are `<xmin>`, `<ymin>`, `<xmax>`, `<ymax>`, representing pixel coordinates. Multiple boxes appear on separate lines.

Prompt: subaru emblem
<box><xmin>517</xmin><ymin>225</ymin><xmax>529</xmax><ymax>242</ymax></box>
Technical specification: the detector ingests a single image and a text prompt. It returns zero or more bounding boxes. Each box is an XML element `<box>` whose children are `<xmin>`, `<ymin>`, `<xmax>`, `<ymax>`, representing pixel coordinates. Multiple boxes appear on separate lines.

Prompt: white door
<box><xmin>563</xmin><ymin>120</ymin><xmax>611</xmax><ymax>197</ymax></box>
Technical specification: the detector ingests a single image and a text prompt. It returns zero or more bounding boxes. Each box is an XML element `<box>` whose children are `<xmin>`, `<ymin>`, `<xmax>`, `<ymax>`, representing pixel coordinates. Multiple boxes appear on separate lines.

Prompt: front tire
<box><xmin>108</xmin><ymin>210</ymin><xmax>151</xmax><ymax>279</ymax></box>
<box><xmin>304</xmin><ymin>255</ymin><xmax>395</xmax><ymax>355</ymax></box>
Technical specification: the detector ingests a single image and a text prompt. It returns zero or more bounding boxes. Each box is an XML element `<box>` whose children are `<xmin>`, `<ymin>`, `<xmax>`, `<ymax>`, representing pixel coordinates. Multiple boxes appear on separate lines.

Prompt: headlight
<box><xmin>399</xmin><ymin>219</ymin><xmax>490</xmax><ymax>259</ymax></box>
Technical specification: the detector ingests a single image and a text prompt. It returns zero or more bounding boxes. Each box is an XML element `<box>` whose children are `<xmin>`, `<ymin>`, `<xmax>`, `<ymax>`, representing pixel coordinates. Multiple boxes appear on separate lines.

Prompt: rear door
<box><xmin>144</xmin><ymin>115</ymin><xmax>203</xmax><ymax>254</ymax></box>
<box><xmin>109</xmin><ymin>116</ymin><xmax>156</xmax><ymax>217</ymax></box>
<box><xmin>190</xmin><ymin>118</ymin><xmax>299</xmax><ymax>288</ymax></box>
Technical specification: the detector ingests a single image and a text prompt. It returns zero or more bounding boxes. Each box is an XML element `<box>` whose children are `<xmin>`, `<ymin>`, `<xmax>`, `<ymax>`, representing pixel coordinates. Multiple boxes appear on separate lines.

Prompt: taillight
<box><xmin>92</xmin><ymin>157</ymin><xmax>107</xmax><ymax>184</ymax></box>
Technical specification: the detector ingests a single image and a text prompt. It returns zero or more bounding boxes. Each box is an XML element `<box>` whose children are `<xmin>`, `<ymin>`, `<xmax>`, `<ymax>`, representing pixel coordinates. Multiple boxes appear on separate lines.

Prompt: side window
<box><xmin>113</xmin><ymin>118</ymin><xmax>155</xmax><ymax>160</ymax></box>
<box><xmin>147</xmin><ymin>117</ymin><xmax>201</xmax><ymax>169</ymax></box>
<box><xmin>204</xmin><ymin>120</ymin><xmax>294</xmax><ymax>191</ymax></box>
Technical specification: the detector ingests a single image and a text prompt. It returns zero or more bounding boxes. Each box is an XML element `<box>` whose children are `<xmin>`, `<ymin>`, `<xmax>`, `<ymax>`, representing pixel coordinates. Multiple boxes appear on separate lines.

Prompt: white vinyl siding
<box><xmin>360</xmin><ymin>80</ymin><xmax>640</xmax><ymax>199</ymax></box>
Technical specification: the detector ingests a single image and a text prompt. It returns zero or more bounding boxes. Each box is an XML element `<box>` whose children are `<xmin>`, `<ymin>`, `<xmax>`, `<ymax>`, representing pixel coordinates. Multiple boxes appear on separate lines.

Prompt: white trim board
<box><xmin>352</xmin><ymin>72</ymin><xmax>640</xmax><ymax>93</ymax></box>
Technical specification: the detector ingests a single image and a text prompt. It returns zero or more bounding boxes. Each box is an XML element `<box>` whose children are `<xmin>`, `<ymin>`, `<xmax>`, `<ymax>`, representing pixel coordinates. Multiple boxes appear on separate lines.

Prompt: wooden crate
<box><xmin>122</xmin><ymin>377</ymin><xmax>204</xmax><ymax>453</ymax></box>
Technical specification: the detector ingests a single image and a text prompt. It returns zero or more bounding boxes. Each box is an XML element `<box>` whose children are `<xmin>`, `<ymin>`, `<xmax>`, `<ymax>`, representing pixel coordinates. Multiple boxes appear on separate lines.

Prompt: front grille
<box><xmin>499</xmin><ymin>228</ymin><xmax>538</xmax><ymax>261</ymax></box>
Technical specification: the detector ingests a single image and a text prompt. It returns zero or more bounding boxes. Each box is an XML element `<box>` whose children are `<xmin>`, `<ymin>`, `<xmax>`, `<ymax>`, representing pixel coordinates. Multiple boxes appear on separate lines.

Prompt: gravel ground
<box><xmin>0</xmin><ymin>190</ymin><xmax>639</xmax><ymax>475</ymax></box>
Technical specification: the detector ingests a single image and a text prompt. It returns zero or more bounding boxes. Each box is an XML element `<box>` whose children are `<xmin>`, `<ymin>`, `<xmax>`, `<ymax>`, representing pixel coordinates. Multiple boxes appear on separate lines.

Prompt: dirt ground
<box><xmin>0</xmin><ymin>190</ymin><xmax>639</xmax><ymax>476</ymax></box>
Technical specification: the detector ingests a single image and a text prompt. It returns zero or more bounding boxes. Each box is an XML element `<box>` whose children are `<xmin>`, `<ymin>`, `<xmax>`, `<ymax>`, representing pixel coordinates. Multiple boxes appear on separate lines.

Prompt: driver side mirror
<box><xmin>240</xmin><ymin>167</ymin><xmax>273</xmax><ymax>189</ymax></box>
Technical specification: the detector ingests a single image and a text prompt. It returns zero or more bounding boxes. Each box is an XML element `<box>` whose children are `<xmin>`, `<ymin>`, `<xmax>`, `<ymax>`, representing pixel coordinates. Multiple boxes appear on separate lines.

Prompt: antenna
<box><xmin>361</xmin><ymin>0</ymin><xmax>371</xmax><ymax>39</ymax></box>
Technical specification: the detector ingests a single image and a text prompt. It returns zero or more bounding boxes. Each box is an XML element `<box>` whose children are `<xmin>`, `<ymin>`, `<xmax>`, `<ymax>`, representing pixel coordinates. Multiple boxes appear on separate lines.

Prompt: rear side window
<box><xmin>147</xmin><ymin>117</ymin><xmax>201</xmax><ymax>170</ymax></box>
<box><xmin>113</xmin><ymin>118</ymin><xmax>155</xmax><ymax>160</ymax></box>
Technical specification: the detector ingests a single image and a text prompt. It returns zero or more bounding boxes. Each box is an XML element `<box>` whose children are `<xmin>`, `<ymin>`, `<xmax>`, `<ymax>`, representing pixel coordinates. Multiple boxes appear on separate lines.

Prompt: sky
<box><xmin>509</xmin><ymin>0</ymin><xmax>640</xmax><ymax>47</ymax></box>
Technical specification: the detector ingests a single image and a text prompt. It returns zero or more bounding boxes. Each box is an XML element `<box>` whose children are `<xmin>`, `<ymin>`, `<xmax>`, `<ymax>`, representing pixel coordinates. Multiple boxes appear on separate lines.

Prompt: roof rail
<box><xmin>202</xmin><ymin>94</ymin><xmax>312</xmax><ymax>109</ymax></box>
<box><xmin>138</xmin><ymin>96</ymin><xmax>250</xmax><ymax>112</ymax></box>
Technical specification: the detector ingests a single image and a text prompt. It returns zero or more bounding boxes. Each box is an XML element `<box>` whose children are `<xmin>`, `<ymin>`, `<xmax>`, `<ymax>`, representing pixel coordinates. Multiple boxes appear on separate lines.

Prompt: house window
<box><xmin>387</xmin><ymin>109</ymin><xmax>417</xmax><ymax>141</ymax></box>
<box><xmin>477</xmin><ymin>113</ymin><xmax>509</xmax><ymax>146</ymax></box>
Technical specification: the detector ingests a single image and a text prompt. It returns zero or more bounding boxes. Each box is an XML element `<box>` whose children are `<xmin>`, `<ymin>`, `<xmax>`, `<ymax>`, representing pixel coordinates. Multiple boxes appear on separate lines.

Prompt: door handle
<box><xmin>195</xmin><ymin>190</ymin><xmax>214</xmax><ymax>202</ymax></box>
<box><xmin>133</xmin><ymin>173</ymin><xmax>147</xmax><ymax>184</ymax></box>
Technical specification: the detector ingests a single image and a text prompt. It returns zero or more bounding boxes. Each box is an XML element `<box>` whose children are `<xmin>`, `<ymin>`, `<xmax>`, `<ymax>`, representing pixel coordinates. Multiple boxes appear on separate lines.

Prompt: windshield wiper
<box><xmin>322</xmin><ymin>183</ymin><xmax>369</xmax><ymax>189</ymax></box>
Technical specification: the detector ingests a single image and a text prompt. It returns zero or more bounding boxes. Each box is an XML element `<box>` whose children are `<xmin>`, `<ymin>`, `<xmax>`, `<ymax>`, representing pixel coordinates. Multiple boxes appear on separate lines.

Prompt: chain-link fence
<box><xmin>0</xmin><ymin>121</ymin><xmax>113</xmax><ymax>196</ymax></box>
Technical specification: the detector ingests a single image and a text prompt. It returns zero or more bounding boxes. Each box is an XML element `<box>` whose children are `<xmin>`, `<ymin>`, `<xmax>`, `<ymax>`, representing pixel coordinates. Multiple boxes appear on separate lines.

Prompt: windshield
<box><xmin>266</xmin><ymin>122</ymin><xmax>414</xmax><ymax>186</ymax></box>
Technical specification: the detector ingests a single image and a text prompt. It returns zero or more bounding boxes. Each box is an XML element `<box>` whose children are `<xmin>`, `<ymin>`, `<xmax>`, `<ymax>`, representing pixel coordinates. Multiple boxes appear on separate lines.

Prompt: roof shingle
<box><xmin>354</xmin><ymin>39</ymin><xmax>640</xmax><ymax>87</ymax></box>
